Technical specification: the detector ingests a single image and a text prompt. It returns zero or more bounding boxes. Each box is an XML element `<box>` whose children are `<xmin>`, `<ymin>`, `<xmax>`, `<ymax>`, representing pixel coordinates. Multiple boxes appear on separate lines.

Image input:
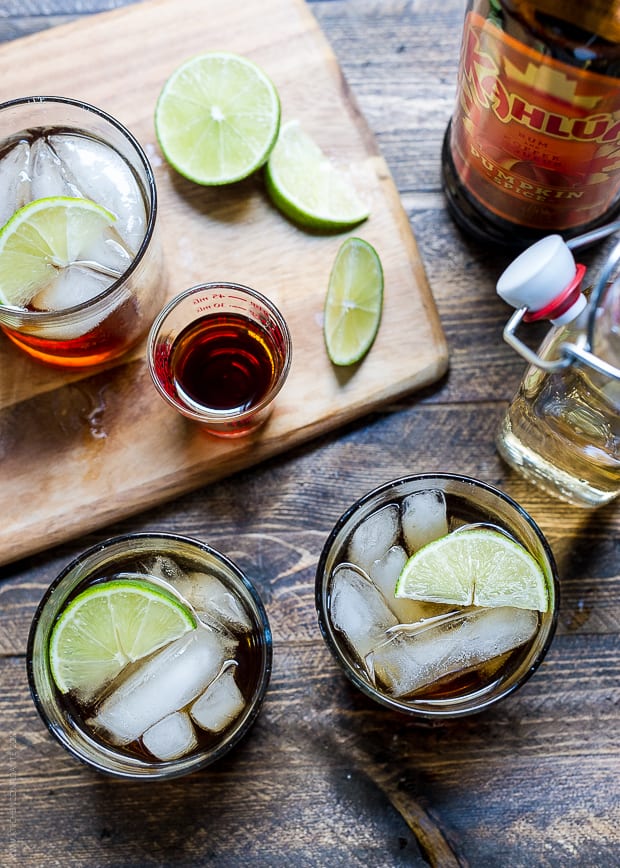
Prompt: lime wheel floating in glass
<box><xmin>0</xmin><ymin>196</ymin><xmax>118</xmax><ymax>309</ymax></box>
<box><xmin>48</xmin><ymin>577</ymin><xmax>197</xmax><ymax>701</ymax></box>
<box><xmin>396</xmin><ymin>528</ymin><xmax>549</xmax><ymax>611</ymax></box>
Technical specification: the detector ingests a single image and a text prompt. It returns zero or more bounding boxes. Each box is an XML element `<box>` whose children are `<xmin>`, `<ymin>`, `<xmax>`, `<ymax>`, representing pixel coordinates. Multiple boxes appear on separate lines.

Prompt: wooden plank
<box><xmin>2</xmin><ymin>633</ymin><xmax>619</xmax><ymax>866</ymax></box>
<box><xmin>0</xmin><ymin>0</ymin><xmax>447</xmax><ymax>566</ymax></box>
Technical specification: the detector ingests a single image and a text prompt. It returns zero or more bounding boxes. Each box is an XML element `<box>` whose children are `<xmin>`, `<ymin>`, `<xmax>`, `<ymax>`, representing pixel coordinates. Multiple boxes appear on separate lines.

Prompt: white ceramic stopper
<box><xmin>497</xmin><ymin>235</ymin><xmax>587</xmax><ymax>325</ymax></box>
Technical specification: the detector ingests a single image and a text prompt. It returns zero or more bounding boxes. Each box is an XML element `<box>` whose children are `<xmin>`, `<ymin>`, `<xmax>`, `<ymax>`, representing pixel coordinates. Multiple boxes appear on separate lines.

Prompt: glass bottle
<box><xmin>496</xmin><ymin>234</ymin><xmax>620</xmax><ymax>507</ymax></box>
<box><xmin>442</xmin><ymin>0</ymin><xmax>620</xmax><ymax>248</ymax></box>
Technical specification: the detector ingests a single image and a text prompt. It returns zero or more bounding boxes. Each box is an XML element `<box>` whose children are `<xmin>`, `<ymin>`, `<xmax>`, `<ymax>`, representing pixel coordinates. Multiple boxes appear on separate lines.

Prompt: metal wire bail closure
<box><xmin>499</xmin><ymin>235</ymin><xmax>620</xmax><ymax>380</ymax></box>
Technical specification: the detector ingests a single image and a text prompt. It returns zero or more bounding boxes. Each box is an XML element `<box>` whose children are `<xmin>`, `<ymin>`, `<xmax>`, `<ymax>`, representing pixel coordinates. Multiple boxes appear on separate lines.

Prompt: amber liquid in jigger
<box><xmin>167</xmin><ymin>313</ymin><xmax>282</xmax><ymax>414</ymax></box>
<box><xmin>148</xmin><ymin>281</ymin><xmax>292</xmax><ymax>437</ymax></box>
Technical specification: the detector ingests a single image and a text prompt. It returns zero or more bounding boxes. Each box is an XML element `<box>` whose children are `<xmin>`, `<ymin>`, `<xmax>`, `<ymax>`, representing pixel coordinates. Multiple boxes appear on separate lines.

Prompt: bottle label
<box><xmin>451</xmin><ymin>11</ymin><xmax>620</xmax><ymax>230</ymax></box>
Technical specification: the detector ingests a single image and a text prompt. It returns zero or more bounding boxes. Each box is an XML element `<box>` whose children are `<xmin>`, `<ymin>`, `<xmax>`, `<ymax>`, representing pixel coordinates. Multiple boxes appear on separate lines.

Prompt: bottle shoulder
<box><xmin>479</xmin><ymin>0</ymin><xmax>620</xmax><ymax>75</ymax></box>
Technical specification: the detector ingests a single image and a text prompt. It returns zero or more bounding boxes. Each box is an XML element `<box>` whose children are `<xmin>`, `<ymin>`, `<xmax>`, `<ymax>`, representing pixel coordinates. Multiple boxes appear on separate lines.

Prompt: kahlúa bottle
<box><xmin>442</xmin><ymin>1</ymin><xmax>620</xmax><ymax>248</ymax></box>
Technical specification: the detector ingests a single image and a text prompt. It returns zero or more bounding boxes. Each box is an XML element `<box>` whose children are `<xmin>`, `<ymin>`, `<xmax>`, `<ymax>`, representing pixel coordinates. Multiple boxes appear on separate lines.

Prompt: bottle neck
<box><xmin>523</xmin><ymin>263</ymin><xmax>588</xmax><ymax>326</ymax></box>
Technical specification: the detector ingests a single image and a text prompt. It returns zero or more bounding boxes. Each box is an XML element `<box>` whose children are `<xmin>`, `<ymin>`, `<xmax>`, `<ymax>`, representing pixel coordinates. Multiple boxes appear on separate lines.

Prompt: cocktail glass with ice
<box><xmin>0</xmin><ymin>96</ymin><xmax>165</xmax><ymax>367</ymax></box>
<box><xmin>27</xmin><ymin>533</ymin><xmax>272</xmax><ymax>778</ymax></box>
<box><xmin>316</xmin><ymin>474</ymin><xmax>559</xmax><ymax>719</ymax></box>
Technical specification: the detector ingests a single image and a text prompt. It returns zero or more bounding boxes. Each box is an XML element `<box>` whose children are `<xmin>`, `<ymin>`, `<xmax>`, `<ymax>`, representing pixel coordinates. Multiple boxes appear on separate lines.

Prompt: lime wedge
<box><xmin>323</xmin><ymin>237</ymin><xmax>383</xmax><ymax>366</ymax></box>
<box><xmin>395</xmin><ymin>529</ymin><xmax>549</xmax><ymax>612</ymax></box>
<box><xmin>0</xmin><ymin>196</ymin><xmax>117</xmax><ymax>309</ymax></box>
<box><xmin>49</xmin><ymin>578</ymin><xmax>197</xmax><ymax>700</ymax></box>
<box><xmin>265</xmin><ymin>120</ymin><xmax>370</xmax><ymax>229</ymax></box>
<box><xmin>155</xmin><ymin>51</ymin><xmax>281</xmax><ymax>185</ymax></box>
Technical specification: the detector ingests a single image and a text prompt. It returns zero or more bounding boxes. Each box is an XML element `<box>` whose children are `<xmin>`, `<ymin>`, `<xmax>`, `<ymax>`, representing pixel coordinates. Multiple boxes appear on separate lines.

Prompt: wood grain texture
<box><xmin>0</xmin><ymin>2</ymin><xmax>618</xmax><ymax>867</ymax></box>
<box><xmin>0</xmin><ymin>0</ymin><xmax>447</xmax><ymax>566</ymax></box>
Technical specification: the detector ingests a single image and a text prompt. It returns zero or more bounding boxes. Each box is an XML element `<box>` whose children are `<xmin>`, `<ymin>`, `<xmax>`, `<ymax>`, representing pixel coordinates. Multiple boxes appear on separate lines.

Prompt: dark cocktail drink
<box><xmin>28</xmin><ymin>533</ymin><xmax>272</xmax><ymax>778</ymax></box>
<box><xmin>316</xmin><ymin>474</ymin><xmax>558</xmax><ymax>718</ymax></box>
<box><xmin>0</xmin><ymin>97</ymin><xmax>165</xmax><ymax>367</ymax></box>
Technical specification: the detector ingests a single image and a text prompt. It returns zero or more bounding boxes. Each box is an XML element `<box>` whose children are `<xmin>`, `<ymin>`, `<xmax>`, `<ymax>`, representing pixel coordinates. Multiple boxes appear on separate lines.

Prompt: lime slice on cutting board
<box><xmin>0</xmin><ymin>196</ymin><xmax>117</xmax><ymax>309</ymax></box>
<box><xmin>323</xmin><ymin>236</ymin><xmax>383</xmax><ymax>366</ymax></box>
<box><xmin>265</xmin><ymin>120</ymin><xmax>370</xmax><ymax>230</ymax></box>
<box><xmin>49</xmin><ymin>578</ymin><xmax>197</xmax><ymax>700</ymax></box>
<box><xmin>155</xmin><ymin>51</ymin><xmax>281</xmax><ymax>185</ymax></box>
<box><xmin>395</xmin><ymin>529</ymin><xmax>549</xmax><ymax>612</ymax></box>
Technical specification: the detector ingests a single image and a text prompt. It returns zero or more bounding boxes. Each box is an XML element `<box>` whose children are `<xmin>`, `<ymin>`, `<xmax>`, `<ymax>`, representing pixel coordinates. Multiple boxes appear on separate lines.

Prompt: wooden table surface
<box><xmin>1</xmin><ymin>2</ymin><xmax>618</xmax><ymax>866</ymax></box>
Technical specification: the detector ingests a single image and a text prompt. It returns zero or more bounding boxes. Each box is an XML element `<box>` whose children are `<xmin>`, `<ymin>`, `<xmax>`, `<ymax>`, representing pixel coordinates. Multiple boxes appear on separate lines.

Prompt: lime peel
<box><xmin>48</xmin><ymin>577</ymin><xmax>197</xmax><ymax>700</ymax></box>
<box><xmin>395</xmin><ymin>529</ymin><xmax>549</xmax><ymax>612</ymax></box>
<box><xmin>265</xmin><ymin>120</ymin><xmax>370</xmax><ymax>230</ymax></box>
<box><xmin>323</xmin><ymin>236</ymin><xmax>383</xmax><ymax>366</ymax></box>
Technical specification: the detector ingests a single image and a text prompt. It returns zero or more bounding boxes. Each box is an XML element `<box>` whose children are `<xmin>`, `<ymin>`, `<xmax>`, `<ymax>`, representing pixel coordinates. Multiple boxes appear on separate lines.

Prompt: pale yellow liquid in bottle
<box><xmin>497</xmin><ymin>322</ymin><xmax>620</xmax><ymax>507</ymax></box>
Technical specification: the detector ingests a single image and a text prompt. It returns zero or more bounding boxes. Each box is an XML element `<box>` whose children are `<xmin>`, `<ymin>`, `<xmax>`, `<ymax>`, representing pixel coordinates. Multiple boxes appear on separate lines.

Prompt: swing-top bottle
<box><xmin>496</xmin><ymin>234</ymin><xmax>620</xmax><ymax>507</ymax></box>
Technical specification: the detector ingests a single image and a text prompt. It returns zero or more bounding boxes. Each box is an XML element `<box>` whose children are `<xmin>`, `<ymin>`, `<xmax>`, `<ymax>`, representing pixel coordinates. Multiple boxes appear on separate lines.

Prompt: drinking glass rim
<box><xmin>315</xmin><ymin>472</ymin><xmax>560</xmax><ymax>719</ymax></box>
<box><xmin>0</xmin><ymin>95</ymin><xmax>158</xmax><ymax>321</ymax></box>
<box><xmin>147</xmin><ymin>281</ymin><xmax>293</xmax><ymax>424</ymax></box>
<box><xmin>28</xmin><ymin>530</ymin><xmax>272</xmax><ymax>629</ymax></box>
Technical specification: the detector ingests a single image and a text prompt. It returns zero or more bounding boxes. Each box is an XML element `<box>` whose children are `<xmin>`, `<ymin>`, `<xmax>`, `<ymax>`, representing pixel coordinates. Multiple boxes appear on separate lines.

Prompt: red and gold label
<box><xmin>451</xmin><ymin>11</ymin><xmax>620</xmax><ymax>230</ymax></box>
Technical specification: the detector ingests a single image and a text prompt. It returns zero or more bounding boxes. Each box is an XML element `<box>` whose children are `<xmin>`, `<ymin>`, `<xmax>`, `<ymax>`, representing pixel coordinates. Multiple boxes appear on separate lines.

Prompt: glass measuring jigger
<box><xmin>148</xmin><ymin>282</ymin><xmax>291</xmax><ymax>437</ymax></box>
<box><xmin>496</xmin><ymin>233</ymin><xmax>620</xmax><ymax>508</ymax></box>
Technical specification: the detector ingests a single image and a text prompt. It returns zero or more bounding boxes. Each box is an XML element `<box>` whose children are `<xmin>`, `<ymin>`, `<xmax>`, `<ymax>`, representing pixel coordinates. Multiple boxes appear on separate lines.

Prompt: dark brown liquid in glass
<box><xmin>170</xmin><ymin>313</ymin><xmax>278</xmax><ymax>413</ymax></box>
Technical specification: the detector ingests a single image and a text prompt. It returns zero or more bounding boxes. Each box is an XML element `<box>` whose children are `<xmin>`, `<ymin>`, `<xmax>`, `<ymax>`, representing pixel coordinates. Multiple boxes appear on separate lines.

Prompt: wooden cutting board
<box><xmin>0</xmin><ymin>0</ymin><xmax>448</xmax><ymax>566</ymax></box>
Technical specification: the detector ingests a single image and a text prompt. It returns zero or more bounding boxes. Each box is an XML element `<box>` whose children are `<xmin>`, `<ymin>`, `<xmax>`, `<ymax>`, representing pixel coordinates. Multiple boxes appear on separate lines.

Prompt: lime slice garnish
<box><xmin>49</xmin><ymin>578</ymin><xmax>197</xmax><ymax>700</ymax></box>
<box><xmin>323</xmin><ymin>236</ymin><xmax>383</xmax><ymax>366</ymax></box>
<box><xmin>265</xmin><ymin>120</ymin><xmax>370</xmax><ymax>229</ymax></box>
<box><xmin>155</xmin><ymin>51</ymin><xmax>281</xmax><ymax>185</ymax></box>
<box><xmin>0</xmin><ymin>196</ymin><xmax>117</xmax><ymax>309</ymax></box>
<box><xmin>395</xmin><ymin>529</ymin><xmax>549</xmax><ymax>612</ymax></box>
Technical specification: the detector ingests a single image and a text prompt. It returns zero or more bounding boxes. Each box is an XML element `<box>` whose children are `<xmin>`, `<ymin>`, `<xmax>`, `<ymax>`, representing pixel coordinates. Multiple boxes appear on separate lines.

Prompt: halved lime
<box><xmin>265</xmin><ymin>120</ymin><xmax>370</xmax><ymax>229</ymax></box>
<box><xmin>49</xmin><ymin>578</ymin><xmax>197</xmax><ymax>700</ymax></box>
<box><xmin>155</xmin><ymin>51</ymin><xmax>281</xmax><ymax>185</ymax></box>
<box><xmin>395</xmin><ymin>529</ymin><xmax>549</xmax><ymax>612</ymax></box>
<box><xmin>0</xmin><ymin>196</ymin><xmax>117</xmax><ymax>309</ymax></box>
<box><xmin>323</xmin><ymin>236</ymin><xmax>383</xmax><ymax>366</ymax></box>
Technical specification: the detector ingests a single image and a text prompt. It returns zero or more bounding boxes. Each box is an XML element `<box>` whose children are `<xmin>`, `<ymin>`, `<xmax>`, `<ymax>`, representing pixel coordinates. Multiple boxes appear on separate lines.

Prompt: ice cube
<box><xmin>330</xmin><ymin>565</ymin><xmax>397</xmax><ymax>661</ymax></box>
<box><xmin>401</xmin><ymin>490</ymin><xmax>449</xmax><ymax>553</ymax></box>
<box><xmin>0</xmin><ymin>140</ymin><xmax>31</xmax><ymax>228</ymax></box>
<box><xmin>145</xmin><ymin>554</ymin><xmax>188</xmax><ymax>585</ymax></box>
<box><xmin>49</xmin><ymin>133</ymin><xmax>147</xmax><ymax>253</ymax></box>
<box><xmin>144</xmin><ymin>557</ymin><xmax>252</xmax><ymax>633</ymax></box>
<box><xmin>190</xmin><ymin>664</ymin><xmax>245</xmax><ymax>732</ymax></box>
<box><xmin>370</xmin><ymin>606</ymin><xmax>538</xmax><ymax>698</ymax></box>
<box><xmin>183</xmin><ymin>571</ymin><xmax>252</xmax><ymax>633</ymax></box>
<box><xmin>142</xmin><ymin>711</ymin><xmax>198</xmax><ymax>761</ymax></box>
<box><xmin>348</xmin><ymin>504</ymin><xmax>400</xmax><ymax>571</ymax></box>
<box><xmin>29</xmin><ymin>136</ymin><xmax>82</xmax><ymax>200</ymax></box>
<box><xmin>31</xmin><ymin>264</ymin><xmax>112</xmax><ymax>311</ymax></box>
<box><xmin>368</xmin><ymin>545</ymin><xmax>432</xmax><ymax>624</ymax></box>
<box><xmin>91</xmin><ymin>625</ymin><xmax>234</xmax><ymax>745</ymax></box>
<box><xmin>78</xmin><ymin>233</ymin><xmax>133</xmax><ymax>278</ymax></box>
